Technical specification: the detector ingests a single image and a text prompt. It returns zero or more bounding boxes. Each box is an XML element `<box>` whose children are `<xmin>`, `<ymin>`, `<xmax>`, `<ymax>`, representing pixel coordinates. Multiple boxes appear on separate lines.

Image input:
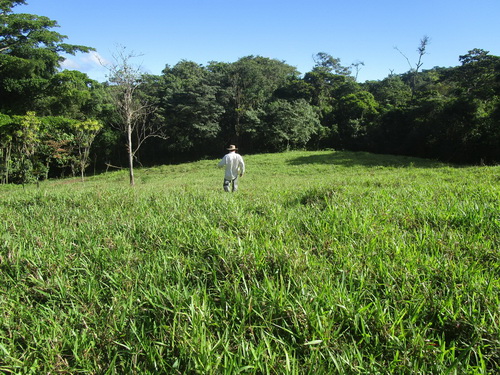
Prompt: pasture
<box><xmin>0</xmin><ymin>150</ymin><xmax>499</xmax><ymax>374</ymax></box>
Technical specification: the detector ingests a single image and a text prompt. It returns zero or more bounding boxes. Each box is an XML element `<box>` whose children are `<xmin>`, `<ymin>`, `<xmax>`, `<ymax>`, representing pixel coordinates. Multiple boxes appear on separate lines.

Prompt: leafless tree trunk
<box><xmin>351</xmin><ymin>60</ymin><xmax>365</xmax><ymax>82</ymax></box>
<box><xmin>126</xmin><ymin>113</ymin><xmax>134</xmax><ymax>185</ymax></box>
<box><xmin>106</xmin><ymin>46</ymin><xmax>167</xmax><ymax>186</ymax></box>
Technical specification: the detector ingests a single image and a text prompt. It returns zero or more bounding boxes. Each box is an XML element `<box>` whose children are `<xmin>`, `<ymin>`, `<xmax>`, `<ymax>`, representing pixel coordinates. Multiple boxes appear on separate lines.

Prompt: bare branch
<box><xmin>351</xmin><ymin>60</ymin><xmax>365</xmax><ymax>81</ymax></box>
<box><xmin>394</xmin><ymin>46</ymin><xmax>414</xmax><ymax>71</ymax></box>
<box><xmin>394</xmin><ymin>35</ymin><xmax>431</xmax><ymax>98</ymax></box>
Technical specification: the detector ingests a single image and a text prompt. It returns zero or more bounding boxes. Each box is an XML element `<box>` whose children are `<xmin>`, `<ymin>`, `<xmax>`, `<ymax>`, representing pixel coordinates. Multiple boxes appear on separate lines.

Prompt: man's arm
<box><xmin>218</xmin><ymin>156</ymin><xmax>226</xmax><ymax>168</ymax></box>
<box><xmin>239</xmin><ymin>156</ymin><xmax>245</xmax><ymax>176</ymax></box>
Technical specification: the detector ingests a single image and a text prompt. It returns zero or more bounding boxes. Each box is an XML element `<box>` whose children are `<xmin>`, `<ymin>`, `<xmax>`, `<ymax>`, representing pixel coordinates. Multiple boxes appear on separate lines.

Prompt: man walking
<box><xmin>218</xmin><ymin>145</ymin><xmax>245</xmax><ymax>192</ymax></box>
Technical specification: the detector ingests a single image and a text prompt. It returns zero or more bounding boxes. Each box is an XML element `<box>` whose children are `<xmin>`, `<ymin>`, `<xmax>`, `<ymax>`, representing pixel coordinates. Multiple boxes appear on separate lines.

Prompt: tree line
<box><xmin>1</xmin><ymin>1</ymin><xmax>499</xmax><ymax>184</ymax></box>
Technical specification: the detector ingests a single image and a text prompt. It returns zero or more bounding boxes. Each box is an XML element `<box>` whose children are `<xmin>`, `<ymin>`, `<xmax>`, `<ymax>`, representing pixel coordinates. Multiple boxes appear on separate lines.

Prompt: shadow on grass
<box><xmin>287</xmin><ymin>151</ymin><xmax>448</xmax><ymax>168</ymax></box>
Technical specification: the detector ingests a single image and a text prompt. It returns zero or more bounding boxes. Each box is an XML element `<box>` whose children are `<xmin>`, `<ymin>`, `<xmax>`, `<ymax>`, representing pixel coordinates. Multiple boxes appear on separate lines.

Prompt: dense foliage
<box><xmin>1</xmin><ymin>2</ymin><xmax>499</xmax><ymax>183</ymax></box>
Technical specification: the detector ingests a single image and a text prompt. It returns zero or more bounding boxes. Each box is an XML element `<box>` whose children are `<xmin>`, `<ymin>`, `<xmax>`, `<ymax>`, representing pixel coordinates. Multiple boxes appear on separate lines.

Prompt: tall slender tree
<box><xmin>107</xmin><ymin>46</ymin><xmax>166</xmax><ymax>186</ymax></box>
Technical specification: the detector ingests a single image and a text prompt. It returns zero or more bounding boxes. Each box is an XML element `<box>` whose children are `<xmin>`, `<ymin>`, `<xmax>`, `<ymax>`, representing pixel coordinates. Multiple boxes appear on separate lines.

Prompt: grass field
<box><xmin>0</xmin><ymin>150</ymin><xmax>499</xmax><ymax>374</ymax></box>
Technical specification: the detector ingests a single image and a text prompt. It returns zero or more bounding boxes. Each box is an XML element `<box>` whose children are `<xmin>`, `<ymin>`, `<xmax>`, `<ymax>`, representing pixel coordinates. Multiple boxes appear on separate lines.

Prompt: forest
<box><xmin>1</xmin><ymin>0</ymin><xmax>499</xmax><ymax>184</ymax></box>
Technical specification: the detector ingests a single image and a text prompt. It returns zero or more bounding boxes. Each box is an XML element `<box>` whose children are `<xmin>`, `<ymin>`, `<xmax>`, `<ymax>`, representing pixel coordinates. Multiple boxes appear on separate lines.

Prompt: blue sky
<box><xmin>16</xmin><ymin>0</ymin><xmax>500</xmax><ymax>82</ymax></box>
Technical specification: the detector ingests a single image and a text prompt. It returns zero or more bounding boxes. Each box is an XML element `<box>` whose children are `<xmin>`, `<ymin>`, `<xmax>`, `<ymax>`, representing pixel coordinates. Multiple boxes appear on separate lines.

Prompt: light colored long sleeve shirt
<box><xmin>218</xmin><ymin>151</ymin><xmax>245</xmax><ymax>180</ymax></box>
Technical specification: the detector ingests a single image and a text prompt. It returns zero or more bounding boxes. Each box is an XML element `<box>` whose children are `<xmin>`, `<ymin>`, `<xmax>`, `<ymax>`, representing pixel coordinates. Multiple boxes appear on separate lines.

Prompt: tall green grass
<box><xmin>1</xmin><ymin>150</ymin><xmax>499</xmax><ymax>374</ymax></box>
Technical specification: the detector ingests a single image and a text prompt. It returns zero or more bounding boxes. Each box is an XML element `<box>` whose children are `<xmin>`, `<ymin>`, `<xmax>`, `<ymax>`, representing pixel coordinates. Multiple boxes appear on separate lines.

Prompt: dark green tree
<box><xmin>366</xmin><ymin>75</ymin><xmax>412</xmax><ymax>110</ymax></box>
<box><xmin>37</xmin><ymin>70</ymin><xmax>105</xmax><ymax>119</ymax></box>
<box><xmin>455</xmin><ymin>49</ymin><xmax>500</xmax><ymax>99</ymax></box>
<box><xmin>11</xmin><ymin>111</ymin><xmax>45</xmax><ymax>184</ymax></box>
<box><xmin>312</xmin><ymin>52</ymin><xmax>352</xmax><ymax>76</ymax></box>
<box><xmin>0</xmin><ymin>0</ymin><xmax>94</xmax><ymax>114</ymax></box>
<box><xmin>158</xmin><ymin>60</ymin><xmax>224</xmax><ymax>154</ymax></box>
<box><xmin>302</xmin><ymin>54</ymin><xmax>361</xmax><ymax>148</ymax></box>
<box><xmin>223</xmin><ymin>56</ymin><xmax>299</xmax><ymax>146</ymax></box>
<box><xmin>0</xmin><ymin>112</ymin><xmax>13</xmax><ymax>182</ymax></box>
<box><xmin>336</xmin><ymin>91</ymin><xmax>379</xmax><ymax>148</ymax></box>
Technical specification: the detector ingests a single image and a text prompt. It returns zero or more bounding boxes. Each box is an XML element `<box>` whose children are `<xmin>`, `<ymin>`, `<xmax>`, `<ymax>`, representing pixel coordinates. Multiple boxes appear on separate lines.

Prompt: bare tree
<box><xmin>351</xmin><ymin>60</ymin><xmax>365</xmax><ymax>81</ymax></box>
<box><xmin>106</xmin><ymin>46</ymin><xmax>167</xmax><ymax>186</ymax></box>
<box><xmin>394</xmin><ymin>35</ymin><xmax>430</xmax><ymax>96</ymax></box>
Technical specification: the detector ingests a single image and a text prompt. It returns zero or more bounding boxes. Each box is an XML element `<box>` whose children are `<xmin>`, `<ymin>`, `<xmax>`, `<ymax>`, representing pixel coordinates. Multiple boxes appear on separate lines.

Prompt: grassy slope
<box><xmin>0</xmin><ymin>150</ymin><xmax>499</xmax><ymax>374</ymax></box>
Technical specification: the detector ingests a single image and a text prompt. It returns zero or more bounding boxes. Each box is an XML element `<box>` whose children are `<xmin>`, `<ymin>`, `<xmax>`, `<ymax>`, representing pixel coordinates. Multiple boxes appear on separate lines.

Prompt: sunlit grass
<box><xmin>0</xmin><ymin>150</ymin><xmax>499</xmax><ymax>373</ymax></box>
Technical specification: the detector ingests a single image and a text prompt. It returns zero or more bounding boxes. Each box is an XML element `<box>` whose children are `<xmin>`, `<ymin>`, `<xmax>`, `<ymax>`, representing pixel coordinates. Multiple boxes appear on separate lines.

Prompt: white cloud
<box><xmin>60</xmin><ymin>58</ymin><xmax>81</xmax><ymax>70</ymax></box>
<box><xmin>87</xmin><ymin>51</ymin><xmax>111</xmax><ymax>67</ymax></box>
<box><xmin>60</xmin><ymin>51</ymin><xmax>111</xmax><ymax>82</ymax></box>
